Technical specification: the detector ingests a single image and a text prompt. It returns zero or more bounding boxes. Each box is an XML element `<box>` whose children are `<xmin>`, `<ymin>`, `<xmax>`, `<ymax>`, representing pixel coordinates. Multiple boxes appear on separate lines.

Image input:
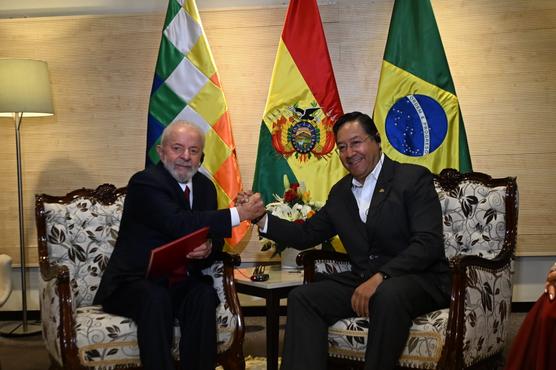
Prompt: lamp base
<box><xmin>0</xmin><ymin>320</ymin><xmax>41</xmax><ymax>337</ymax></box>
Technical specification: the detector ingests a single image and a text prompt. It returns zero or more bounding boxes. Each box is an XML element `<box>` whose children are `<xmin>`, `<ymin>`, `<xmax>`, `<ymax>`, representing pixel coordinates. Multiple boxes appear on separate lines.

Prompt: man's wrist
<box><xmin>251</xmin><ymin>212</ymin><xmax>266</xmax><ymax>224</ymax></box>
<box><xmin>229</xmin><ymin>207</ymin><xmax>241</xmax><ymax>227</ymax></box>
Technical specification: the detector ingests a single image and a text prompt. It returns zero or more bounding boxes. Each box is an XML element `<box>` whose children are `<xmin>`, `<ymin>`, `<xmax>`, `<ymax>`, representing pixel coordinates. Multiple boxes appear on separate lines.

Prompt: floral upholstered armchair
<box><xmin>0</xmin><ymin>254</ymin><xmax>12</xmax><ymax>308</ymax></box>
<box><xmin>298</xmin><ymin>169</ymin><xmax>518</xmax><ymax>370</ymax></box>
<box><xmin>35</xmin><ymin>184</ymin><xmax>245</xmax><ymax>370</ymax></box>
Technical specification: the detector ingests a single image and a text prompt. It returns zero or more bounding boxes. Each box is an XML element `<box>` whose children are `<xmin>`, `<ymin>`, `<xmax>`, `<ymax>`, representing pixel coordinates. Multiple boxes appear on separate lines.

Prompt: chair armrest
<box><xmin>297</xmin><ymin>250</ymin><xmax>351</xmax><ymax>283</ymax></box>
<box><xmin>39</xmin><ymin>263</ymin><xmax>80</xmax><ymax>369</ymax></box>
<box><xmin>442</xmin><ymin>253</ymin><xmax>513</xmax><ymax>368</ymax></box>
<box><xmin>202</xmin><ymin>252</ymin><xmax>245</xmax><ymax>359</ymax></box>
<box><xmin>211</xmin><ymin>252</ymin><xmax>242</xmax><ymax>315</ymax></box>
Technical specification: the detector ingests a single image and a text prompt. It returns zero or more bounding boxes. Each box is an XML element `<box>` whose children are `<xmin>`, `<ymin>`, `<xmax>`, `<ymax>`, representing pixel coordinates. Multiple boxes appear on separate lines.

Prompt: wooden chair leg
<box><xmin>218</xmin><ymin>350</ymin><xmax>246</xmax><ymax>370</ymax></box>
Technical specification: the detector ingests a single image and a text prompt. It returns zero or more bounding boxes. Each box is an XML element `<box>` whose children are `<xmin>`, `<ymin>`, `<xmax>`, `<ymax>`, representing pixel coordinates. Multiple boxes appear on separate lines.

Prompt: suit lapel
<box><xmin>339</xmin><ymin>176</ymin><xmax>369</xmax><ymax>243</ymax></box>
<box><xmin>190</xmin><ymin>172</ymin><xmax>204</xmax><ymax>210</ymax></box>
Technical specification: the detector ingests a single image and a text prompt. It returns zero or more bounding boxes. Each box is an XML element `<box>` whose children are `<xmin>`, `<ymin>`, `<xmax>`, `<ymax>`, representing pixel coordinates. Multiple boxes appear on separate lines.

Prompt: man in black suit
<box><xmin>94</xmin><ymin>121</ymin><xmax>265</xmax><ymax>370</ymax></box>
<box><xmin>254</xmin><ymin>112</ymin><xmax>451</xmax><ymax>370</ymax></box>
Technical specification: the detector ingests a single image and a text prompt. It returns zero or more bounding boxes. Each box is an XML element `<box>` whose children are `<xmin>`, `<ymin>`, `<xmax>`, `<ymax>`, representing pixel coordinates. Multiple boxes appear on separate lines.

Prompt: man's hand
<box><xmin>351</xmin><ymin>273</ymin><xmax>384</xmax><ymax>317</ymax></box>
<box><xmin>235</xmin><ymin>190</ymin><xmax>253</xmax><ymax>206</ymax></box>
<box><xmin>545</xmin><ymin>263</ymin><xmax>556</xmax><ymax>301</ymax></box>
<box><xmin>186</xmin><ymin>240</ymin><xmax>212</xmax><ymax>260</ymax></box>
<box><xmin>237</xmin><ymin>192</ymin><xmax>266</xmax><ymax>221</ymax></box>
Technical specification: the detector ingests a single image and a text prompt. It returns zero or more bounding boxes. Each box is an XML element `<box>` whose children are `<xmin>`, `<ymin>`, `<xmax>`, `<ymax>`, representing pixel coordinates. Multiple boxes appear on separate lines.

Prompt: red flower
<box><xmin>284</xmin><ymin>189</ymin><xmax>297</xmax><ymax>203</ymax></box>
<box><xmin>294</xmin><ymin>219</ymin><xmax>305</xmax><ymax>224</ymax></box>
<box><xmin>283</xmin><ymin>183</ymin><xmax>301</xmax><ymax>204</ymax></box>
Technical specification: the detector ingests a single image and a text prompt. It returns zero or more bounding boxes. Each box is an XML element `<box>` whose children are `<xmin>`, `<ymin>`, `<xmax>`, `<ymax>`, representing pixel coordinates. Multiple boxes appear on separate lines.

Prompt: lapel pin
<box><xmin>379</xmin><ymin>188</ymin><xmax>385</xmax><ymax>193</ymax></box>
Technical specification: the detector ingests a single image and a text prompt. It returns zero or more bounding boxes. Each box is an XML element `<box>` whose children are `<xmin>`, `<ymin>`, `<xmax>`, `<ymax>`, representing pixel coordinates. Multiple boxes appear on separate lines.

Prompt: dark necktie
<box><xmin>169</xmin><ymin>185</ymin><xmax>191</xmax><ymax>285</ymax></box>
<box><xmin>184</xmin><ymin>185</ymin><xmax>191</xmax><ymax>209</ymax></box>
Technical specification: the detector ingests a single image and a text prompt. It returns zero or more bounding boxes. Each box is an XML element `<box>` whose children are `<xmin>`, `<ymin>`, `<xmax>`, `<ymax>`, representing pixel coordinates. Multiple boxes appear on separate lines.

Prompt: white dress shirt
<box><xmin>179</xmin><ymin>181</ymin><xmax>240</xmax><ymax>227</ymax></box>
<box><xmin>351</xmin><ymin>153</ymin><xmax>384</xmax><ymax>222</ymax></box>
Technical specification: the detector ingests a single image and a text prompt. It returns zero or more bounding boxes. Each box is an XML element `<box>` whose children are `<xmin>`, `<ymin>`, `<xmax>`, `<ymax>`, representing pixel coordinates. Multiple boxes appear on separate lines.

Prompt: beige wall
<box><xmin>0</xmin><ymin>0</ymin><xmax>554</xmax><ymax>265</ymax></box>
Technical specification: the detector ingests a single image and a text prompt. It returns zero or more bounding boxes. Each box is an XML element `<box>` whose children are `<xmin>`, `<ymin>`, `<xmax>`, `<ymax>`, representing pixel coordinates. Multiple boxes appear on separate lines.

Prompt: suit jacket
<box><xmin>94</xmin><ymin>163</ymin><xmax>232</xmax><ymax>304</ymax></box>
<box><xmin>262</xmin><ymin>156</ymin><xmax>451</xmax><ymax>298</ymax></box>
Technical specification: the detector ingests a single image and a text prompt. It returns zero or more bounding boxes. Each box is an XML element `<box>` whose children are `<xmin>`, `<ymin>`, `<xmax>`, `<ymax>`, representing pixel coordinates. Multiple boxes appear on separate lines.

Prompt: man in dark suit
<box><xmin>94</xmin><ymin>121</ymin><xmax>265</xmax><ymax>370</ymax></box>
<box><xmin>254</xmin><ymin>112</ymin><xmax>451</xmax><ymax>370</ymax></box>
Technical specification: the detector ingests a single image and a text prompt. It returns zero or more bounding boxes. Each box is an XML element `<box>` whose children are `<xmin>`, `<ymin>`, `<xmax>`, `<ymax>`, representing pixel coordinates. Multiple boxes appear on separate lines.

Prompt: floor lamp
<box><xmin>0</xmin><ymin>59</ymin><xmax>54</xmax><ymax>336</ymax></box>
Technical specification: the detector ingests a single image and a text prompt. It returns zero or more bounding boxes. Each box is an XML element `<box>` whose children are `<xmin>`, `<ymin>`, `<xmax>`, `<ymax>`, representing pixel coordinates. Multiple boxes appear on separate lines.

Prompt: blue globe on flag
<box><xmin>385</xmin><ymin>94</ymin><xmax>448</xmax><ymax>157</ymax></box>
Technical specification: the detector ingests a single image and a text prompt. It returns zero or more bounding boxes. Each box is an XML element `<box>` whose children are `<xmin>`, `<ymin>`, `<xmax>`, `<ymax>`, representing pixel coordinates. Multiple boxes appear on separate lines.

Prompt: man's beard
<box><xmin>162</xmin><ymin>160</ymin><xmax>198</xmax><ymax>183</ymax></box>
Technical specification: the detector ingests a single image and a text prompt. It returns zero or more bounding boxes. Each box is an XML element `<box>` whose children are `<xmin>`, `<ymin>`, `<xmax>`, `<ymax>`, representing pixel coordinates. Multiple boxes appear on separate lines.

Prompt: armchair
<box><xmin>36</xmin><ymin>184</ymin><xmax>245</xmax><ymax>370</ymax></box>
<box><xmin>0</xmin><ymin>254</ymin><xmax>12</xmax><ymax>307</ymax></box>
<box><xmin>298</xmin><ymin>169</ymin><xmax>518</xmax><ymax>369</ymax></box>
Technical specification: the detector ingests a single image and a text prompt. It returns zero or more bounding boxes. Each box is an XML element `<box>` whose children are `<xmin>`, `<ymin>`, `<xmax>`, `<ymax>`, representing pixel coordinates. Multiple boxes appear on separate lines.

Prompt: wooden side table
<box><xmin>234</xmin><ymin>265</ymin><xmax>303</xmax><ymax>370</ymax></box>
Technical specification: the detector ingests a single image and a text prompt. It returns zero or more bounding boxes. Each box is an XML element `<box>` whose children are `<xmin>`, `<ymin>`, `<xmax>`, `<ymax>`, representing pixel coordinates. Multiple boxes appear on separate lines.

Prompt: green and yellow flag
<box><xmin>373</xmin><ymin>0</ymin><xmax>472</xmax><ymax>173</ymax></box>
<box><xmin>146</xmin><ymin>0</ymin><xmax>249</xmax><ymax>246</ymax></box>
<box><xmin>253</xmin><ymin>0</ymin><xmax>346</xmax><ymax>204</ymax></box>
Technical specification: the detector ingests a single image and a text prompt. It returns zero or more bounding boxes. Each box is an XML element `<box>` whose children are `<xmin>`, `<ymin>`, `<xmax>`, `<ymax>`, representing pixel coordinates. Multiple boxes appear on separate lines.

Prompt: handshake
<box><xmin>235</xmin><ymin>191</ymin><xmax>267</xmax><ymax>225</ymax></box>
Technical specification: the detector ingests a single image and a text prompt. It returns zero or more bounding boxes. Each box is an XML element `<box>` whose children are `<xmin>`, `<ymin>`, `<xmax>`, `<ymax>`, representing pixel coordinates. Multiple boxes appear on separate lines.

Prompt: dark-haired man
<box><xmin>255</xmin><ymin>112</ymin><xmax>451</xmax><ymax>370</ymax></box>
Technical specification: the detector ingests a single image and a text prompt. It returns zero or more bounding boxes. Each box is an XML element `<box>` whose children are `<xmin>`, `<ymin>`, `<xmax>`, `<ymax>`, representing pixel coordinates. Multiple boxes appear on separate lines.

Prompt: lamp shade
<box><xmin>0</xmin><ymin>59</ymin><xmax>54</xmax><ymax>117</ymax></box>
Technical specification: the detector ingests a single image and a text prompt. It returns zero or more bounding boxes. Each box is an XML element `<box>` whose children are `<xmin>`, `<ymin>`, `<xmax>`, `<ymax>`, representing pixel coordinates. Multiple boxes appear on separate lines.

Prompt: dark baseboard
<box><xmin>0</xmin><ymin>303</ymin><xmax>532</xmax><ymax>321</ymax></box>
<box><xmin>0</xmin><ymin>310</ymin><xmax>40</xmax><ymax>321</ymax></box>
<box><xmin>511</xmin><ymin>301</ymin><xmax>534</xmax><ymax>313</ymax></box>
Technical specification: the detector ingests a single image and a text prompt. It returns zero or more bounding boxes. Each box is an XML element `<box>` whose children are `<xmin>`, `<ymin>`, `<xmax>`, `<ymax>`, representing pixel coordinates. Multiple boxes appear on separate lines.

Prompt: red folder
<box><xmin>146</xmin><ymin>227</ymin><xmax>210</xmax><ymax>279</ymax></box>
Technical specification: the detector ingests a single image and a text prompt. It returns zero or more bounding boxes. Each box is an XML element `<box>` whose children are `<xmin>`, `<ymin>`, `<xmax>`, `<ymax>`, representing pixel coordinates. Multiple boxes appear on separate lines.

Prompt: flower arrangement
<box><xmin>260</xmin><ymin>176</ymin><xmax>332</xmax><ymax>257</ymax></box>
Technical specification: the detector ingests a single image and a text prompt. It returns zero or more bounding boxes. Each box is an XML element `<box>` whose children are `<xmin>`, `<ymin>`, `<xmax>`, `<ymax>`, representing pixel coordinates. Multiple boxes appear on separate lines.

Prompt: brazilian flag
<box><xmin>373</xmin><ymin>0</ymin><xmax>472</xmax><ymax>173</ymax></box>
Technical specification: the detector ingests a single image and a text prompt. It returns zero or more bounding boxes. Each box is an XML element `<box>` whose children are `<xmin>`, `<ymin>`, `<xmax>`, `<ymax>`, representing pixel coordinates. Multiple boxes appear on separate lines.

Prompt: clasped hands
<box><xmin>187</xmin><ymin>191</ymin><xmax>265</xmax><ymax>261</ymax></box>
<box><xmin>235</xmin><ymin>190</ymin><xmax>266</xmax><ymax>225</ymax></box>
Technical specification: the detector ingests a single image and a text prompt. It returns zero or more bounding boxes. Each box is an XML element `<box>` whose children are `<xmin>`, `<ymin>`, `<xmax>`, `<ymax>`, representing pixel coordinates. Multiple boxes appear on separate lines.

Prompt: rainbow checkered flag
<box><xmin>373</xmin><ymin>0</ymin><xmax>472</xmax><ymax>173</ymax></box>
<box><xmin>146</xmin><ymin>0</ymin><xmax>249</xmax><ymax>246</ymax></box>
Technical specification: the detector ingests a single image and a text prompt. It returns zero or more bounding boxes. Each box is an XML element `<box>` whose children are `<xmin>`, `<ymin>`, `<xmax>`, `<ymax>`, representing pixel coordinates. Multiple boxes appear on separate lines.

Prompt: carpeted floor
<box><xmin>0</xmin><ymin>314</ymin><xmax>526</xmax><ymax>369</ymax></box>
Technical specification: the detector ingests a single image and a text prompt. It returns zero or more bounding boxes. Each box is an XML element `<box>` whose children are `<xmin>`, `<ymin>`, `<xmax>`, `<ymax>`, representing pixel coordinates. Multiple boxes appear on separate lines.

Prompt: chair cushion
<box><xmin>74</xmin><ymin>300</ymin><xmax>235</xmax><ymax>369</ymax></box>
<box><xmin>436</xmin><ymin>182</ymin><xmax>507</xmax><ymax>260</ymax></box>
<box><xmin>328</xmin><ymin>308</ymin><xmax>449</xmax><ymax>369</ymax></box>
<box><xmin>44</xmin><ymin>197</ymin><xmax>124</xmax><ymax>307</ymax></box>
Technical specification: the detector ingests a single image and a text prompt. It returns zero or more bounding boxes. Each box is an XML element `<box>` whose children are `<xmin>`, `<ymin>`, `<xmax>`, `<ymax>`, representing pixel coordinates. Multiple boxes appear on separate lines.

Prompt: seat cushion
<box><xmin>328</xmin><ymin>308</ymin><xmax>449</xmax><ymax>369</ymax></box>
<box><xmin>75</xmin><ymin>304</ymin><xmax>236</xmax><ymax>369</ymax></box>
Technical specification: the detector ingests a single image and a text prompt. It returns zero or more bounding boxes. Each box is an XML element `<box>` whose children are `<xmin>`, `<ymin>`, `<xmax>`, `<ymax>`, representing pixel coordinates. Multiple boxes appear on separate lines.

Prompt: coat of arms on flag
<box><xmin>266</xmin><ymin>103</ymin><xmax>336</xmax><ymax>161</ymax></box>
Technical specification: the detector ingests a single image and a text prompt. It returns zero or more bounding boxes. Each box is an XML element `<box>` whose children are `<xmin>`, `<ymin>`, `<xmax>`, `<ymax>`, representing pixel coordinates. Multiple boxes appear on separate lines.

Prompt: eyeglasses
<box><xmin>335</xmin><ymin>136</ymin><xmax>371</xmax><ymax>155</ymax></box>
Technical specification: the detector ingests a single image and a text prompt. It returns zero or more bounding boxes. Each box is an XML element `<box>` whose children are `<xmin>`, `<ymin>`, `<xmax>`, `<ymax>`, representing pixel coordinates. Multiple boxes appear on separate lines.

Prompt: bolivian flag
<box><xmin>253</xmin><ymin>0</ymin><xmax>346</xmax><ymax>204</ymax></box>
<box><xmin>373</xmin><ymin>0</ymin><xmax>472</xmax><ymax>173</ymax></box>
<box><xmin>146</xmin><ymin>0</ymin><xmax>249</xmax><ymax>246</ymax></box>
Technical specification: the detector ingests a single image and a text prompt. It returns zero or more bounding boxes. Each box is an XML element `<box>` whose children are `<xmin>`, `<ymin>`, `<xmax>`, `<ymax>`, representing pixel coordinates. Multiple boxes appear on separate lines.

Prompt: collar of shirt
<box><xmin>351</xmin><ymin>152</ymin><xmax>385</xmax><ymax>222</ymax></box>
<box><xmin>178</xmin><ymin>180</ymin><xmax>193</xmax><ymax>208</ymax></box>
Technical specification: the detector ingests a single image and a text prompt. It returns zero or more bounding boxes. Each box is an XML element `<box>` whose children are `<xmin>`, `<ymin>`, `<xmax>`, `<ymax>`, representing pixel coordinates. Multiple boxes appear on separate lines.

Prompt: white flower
<box><xmin>260</xmin><ymin>182</ymin><xmax>324</xmax><ymax>255</ymax></box>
